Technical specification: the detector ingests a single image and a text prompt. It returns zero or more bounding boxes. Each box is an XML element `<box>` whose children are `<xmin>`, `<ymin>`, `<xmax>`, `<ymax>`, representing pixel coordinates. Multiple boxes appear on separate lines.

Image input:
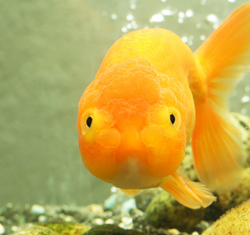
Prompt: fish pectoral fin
<box><xmin>160</xmin><ymin>172</ymin><xmax>216</xmax><ymax>209</ymax></box>
<box><xmin>120</xmin><ymin>188</ymin><xmax>141</xmax><ymax>196</ymax></box>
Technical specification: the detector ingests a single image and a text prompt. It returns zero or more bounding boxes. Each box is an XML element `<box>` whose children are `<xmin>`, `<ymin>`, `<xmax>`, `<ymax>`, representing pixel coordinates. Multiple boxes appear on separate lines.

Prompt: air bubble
<box><xmin>241</xmin><ymin>96</ymin><xmax>250</xmax><ymax>103</ymax></box>
<box><xmin>111</xmin><ymin>14</ymin><xmax>117</xmax><ymax>20</ymax></box>
<box><xmin>150</xmin><ymin>14</ymin><xmax>164</xmax><ymax>23</ymax></box>
<box><xmin>127</xmin><ymin>23</ymin><xmax>132</xmax><ymax>29</ymax></box>
<box><xmin>201</xmin><ymin>0</ymin><xmax>207</xmax><ymax>5</ymax></box>
<box><xmin>186</xmin><ymin>9</ymin><xmax>194</xmax><ymax>17</ymax></box>
<box><xmin>111</xmin><ymin>186</ymin><xmax>117</xmax><ymax>193</ymax></box>
<box><xmin>207</xmin><ymin>14</ymin><xmax>219</xmax><ymax>23</ymax></box>
<box><xmin>178</xmin><ymin>18</ymin><xmax>184</xmax><ymax>23</ymax></box>
<box><xmin>121</xmin><ymin>27</ymin><xmax>128</xmax><ymax>33</ymax></box>
<box><xmin>196</xmin><ymin>23</ymin><xmax>201</xmax><ymax>28</ymax></box>
<box><xmin>200</xmin><ymin>35</ymin><xmax>206</xmax><ymax>41</ymax></box>
<box><xmin>181</xmin><ymin>36</ymin><xmax>188</xmax><ymax>43</ymax></box>
<box><xmin>126</xmin><ymin>14</ymin><xmax>134</xmax><ymax>21</ymax></box>
<box><xmin>178</xmin><ymin>12</ymin><xmax>185</xmax><ymax>18</ymax></box>
<box><xmin>131</xmin><ymin>20</ymin><xmax>138</xmax><ymax>29</ymax></box>
<box><xmin>129</xmin><ymin>0</ymin><xmax>137</xmax><ymax>10</ymax></box>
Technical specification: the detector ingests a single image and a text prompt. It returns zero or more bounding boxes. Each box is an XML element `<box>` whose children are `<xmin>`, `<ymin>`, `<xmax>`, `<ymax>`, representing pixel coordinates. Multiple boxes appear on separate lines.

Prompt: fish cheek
<box><xmin>141</xmin><ymin>124</ymin><xmax>185</xmax><ymax>178</ymax></box>
<box><xmin>78</xmin><ymin>133</ymin><xmax>119</xmax><ymax>182</ymax></box>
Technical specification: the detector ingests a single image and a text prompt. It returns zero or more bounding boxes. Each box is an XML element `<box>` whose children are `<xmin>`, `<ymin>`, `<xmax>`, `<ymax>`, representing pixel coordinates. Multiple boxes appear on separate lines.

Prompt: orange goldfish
<box><xmin>77</xmin><ymin>3</ymin><xmax>250</xmax><ymax>209</ymax></box>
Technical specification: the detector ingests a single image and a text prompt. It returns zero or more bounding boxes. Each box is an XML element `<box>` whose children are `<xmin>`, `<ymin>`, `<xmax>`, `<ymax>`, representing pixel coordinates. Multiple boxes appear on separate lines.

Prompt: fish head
<box><xmin>77</xmin><ymin>58</ymin><xmax>191</xmax><ymax>189</ymax></box>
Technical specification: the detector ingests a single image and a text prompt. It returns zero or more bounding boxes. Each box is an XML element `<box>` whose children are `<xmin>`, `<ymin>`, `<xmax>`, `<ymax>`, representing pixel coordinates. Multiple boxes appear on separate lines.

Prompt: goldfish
<box><xmin>77</xmin><ymin>3</ymin><xmax>250</xmax><ymax>209</ymax></box>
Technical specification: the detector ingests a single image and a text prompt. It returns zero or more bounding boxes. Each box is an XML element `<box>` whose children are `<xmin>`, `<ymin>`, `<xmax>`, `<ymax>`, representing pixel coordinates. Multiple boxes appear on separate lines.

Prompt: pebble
<box><xmin>31</xmin><ymin>205</ymin><xmax>45</xmax><ymax>215</ymax></box>
<box><xmin>0</xmin><ymin>224</ymin><xmax>5</xmax><ymax>235</ymax></box>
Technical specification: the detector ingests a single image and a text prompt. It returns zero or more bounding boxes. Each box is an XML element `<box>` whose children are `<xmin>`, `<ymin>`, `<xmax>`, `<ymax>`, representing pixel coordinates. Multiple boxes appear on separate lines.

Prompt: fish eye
<box><xmin>86</xmin><ymin>116</ymin><xmax>93</xmax><ymax>128</ymax></box>
<box><xmin>170</xmin><ymin>114</ymin><xmax>175</xmax><ymax>124</ymax></box>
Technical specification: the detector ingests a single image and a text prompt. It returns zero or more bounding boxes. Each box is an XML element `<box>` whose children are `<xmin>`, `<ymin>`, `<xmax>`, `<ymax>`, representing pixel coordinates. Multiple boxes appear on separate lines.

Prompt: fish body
<box><xmin>77</xmin><ymin>3</ymin><xmax>250</xmax><ymax>208</ymax></box>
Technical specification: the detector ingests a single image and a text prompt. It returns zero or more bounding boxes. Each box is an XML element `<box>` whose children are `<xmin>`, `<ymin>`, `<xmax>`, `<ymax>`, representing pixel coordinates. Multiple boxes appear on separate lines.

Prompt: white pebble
<box><xmin>0</xmin><ymin>224</ymin><xmax>4</xmax><ymax>235</ymax></box>
<box><xmin>38</xmin><ymin>215</ymin><xmax>47</xmax><ymax>223</ymax></box>
<box><xmin>31</xmin><ymin>204</ymin><xmax>45</xmax><ymax>215</ymax></box>
<box><xmin>121</xmin><ymin>216</ymin><xmax>133</xmax><ymax>224</ymax></box>
<box><xmin>121</xmin><ymin>198</ymin><xmax>136</xmax><ymax>213</ymax></box>
<box><xmin>192</xmin><ymin>232</ymin><xmax>200</xmax><ymax>235</ymax></box>
<box><xmin>93</xmin><ymin>218</ymin><xmax>104</xmax><ymax>225</ymax></box>
<box><xmin>11</xmin><ymin>226</ymin><xmax>20</xmax><ymax>232</ymax></box>
<box><xmin>88</xmin><ymin>204</ymin><xmax>103</xmax><ymax>215</ymax></box>
<box><xmin>105</xmin><ymin>218</ymin><xmax>115</xmax><ymax>224</ymax></box>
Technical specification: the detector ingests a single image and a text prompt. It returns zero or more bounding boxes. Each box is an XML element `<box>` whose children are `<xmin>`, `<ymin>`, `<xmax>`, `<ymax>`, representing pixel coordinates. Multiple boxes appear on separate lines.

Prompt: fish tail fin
<box><xmin>160</xmin><ymin>172</ymin><xmax>216</xmax><ymax>209</ymax></box>
<box><xmin>190</xmin><ymin>3</ymin><xmax>250</xmax><ymax>192</ymax></box>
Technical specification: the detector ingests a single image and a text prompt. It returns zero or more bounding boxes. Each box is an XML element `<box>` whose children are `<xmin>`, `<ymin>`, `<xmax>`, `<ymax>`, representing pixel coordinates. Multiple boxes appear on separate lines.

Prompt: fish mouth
<box><xmin>110</xmin><ymin>155</ymin><xmax>161</xmax><ymax>189</ymax></box>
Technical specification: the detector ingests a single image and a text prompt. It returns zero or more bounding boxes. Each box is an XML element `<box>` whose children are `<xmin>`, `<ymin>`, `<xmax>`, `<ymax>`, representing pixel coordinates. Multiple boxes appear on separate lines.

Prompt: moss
<box><xmin>40</xmin><ymin>221</ymin><xmax>91</xmax><ymax>235</ymax></box>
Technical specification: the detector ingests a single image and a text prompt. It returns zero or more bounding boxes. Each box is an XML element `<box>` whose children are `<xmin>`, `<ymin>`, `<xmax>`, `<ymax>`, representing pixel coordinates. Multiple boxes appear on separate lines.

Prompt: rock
<box><xmin>83</xmin><ymin>224</ymin><xmax>146</xmax><ymax>235</ymax></box>
<box><xmin>13</xmin><ymin>222</ymin><xmax>91</xmax><ymax>235</ymax></box>
<box><xmin>232</xmin><ymin>113</ymin><xmax>250</xmax><ymax>167</ymax></box>
<box><xmin>202</xmin><ymin>199</ymin><xmax>250</xmax><ymax>235</ymax></box>
<box><xmin>13</xmin><ymin>225</ymin><xmax>58</xmax><ymax>235</ymax></box>
<box><xmin>40</xmin><ymin>221</ymin><xmax>91</xmax><ymax>235</ymax></box>
<box><xmin>134</xmin><ymin>189</ymin><xmax>162</xmax><ymax>212</ymax></box>
<box><xmin>144</xmin><ymin>192</ymin><xmax>205</xmax><ymax>233</ymax></box>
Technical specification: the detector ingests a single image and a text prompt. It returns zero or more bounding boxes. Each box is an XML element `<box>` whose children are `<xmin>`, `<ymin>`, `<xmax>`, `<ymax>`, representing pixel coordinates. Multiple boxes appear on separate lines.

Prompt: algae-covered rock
<box><xmin>145</xmin><ymin>192</ymin><xmax>205</xmax><ymax>232</ymax></box>
<box><xmin>233</xmin><ymin>113</ymin><xmax>250</xmax><ymax>167</ymax></box>
<box><xmin>134</xmin><ymin>189</ymin><xmax>162</xmax><ymax>212</ymax></box>
<box><xmin>202</xmin><ymin>199</ymin><xmax>250</xmax><ymax>235</ymax></box>
<box><xmin>13</xmin><ymin>222</ymin><xmax>91</xmax><ymax>235</ymax></box>
<box><xmin>40</xmin><ymin>221</ymin><xmax>91</xmax><ymax>235</ymax></box>
<box><xmin>84</xmin><ymin>224</ymin><xmax>146</xmax><ymax>235</ymax></box>
<box><xmin>13</xmin><ymin>225</ymin><xmax>59</xmax><ymax>235</ymax></box>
